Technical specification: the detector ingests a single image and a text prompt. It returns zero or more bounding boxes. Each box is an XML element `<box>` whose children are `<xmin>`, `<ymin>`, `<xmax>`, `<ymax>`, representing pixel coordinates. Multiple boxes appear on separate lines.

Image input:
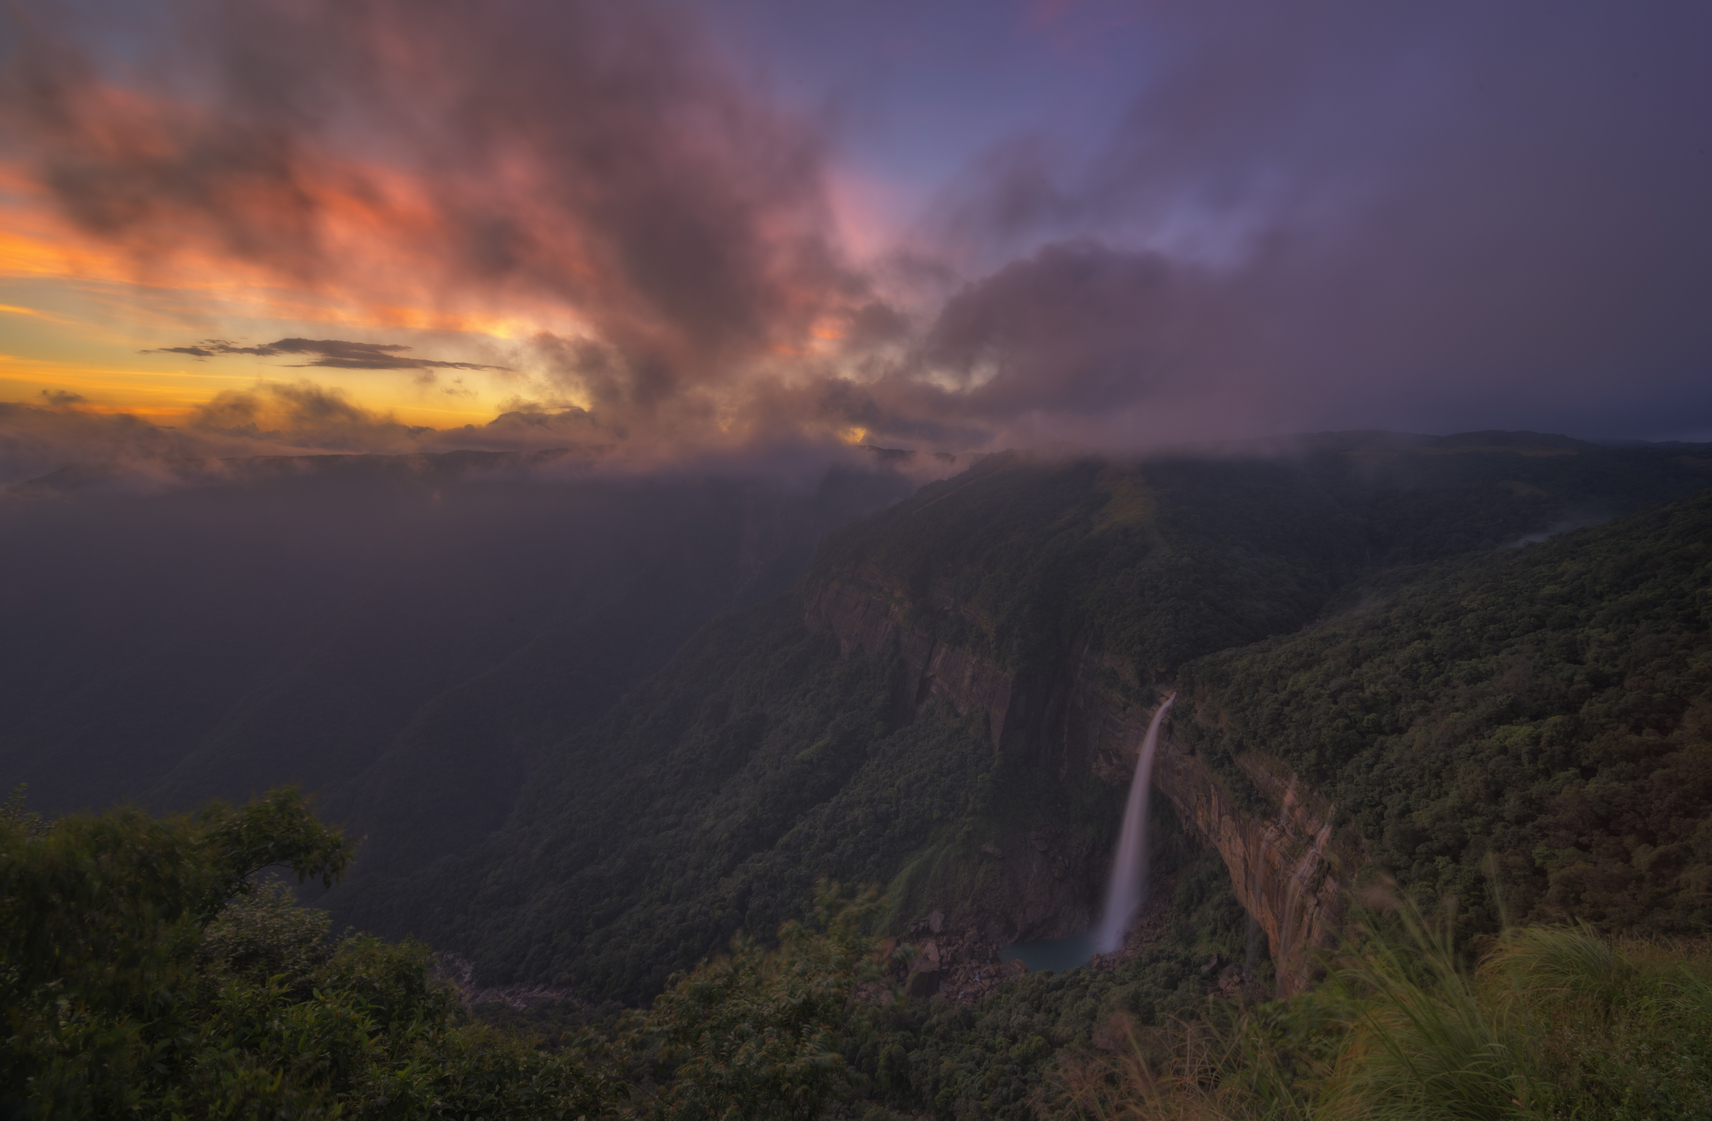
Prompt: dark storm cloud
<box><xmin>5</xmin><ymin>0</ymin><xmax>1711</xmax><ymax>466</ymax></box>
<box><xmin>148</xmin><ymin>338</ymin><xmax>506</xmax><ymax>371</ymax></box>
<box><xmin>1</xmin><ymin>398</ymin><xmax>216</xmax><ymax>484</ymax></box>
<box><xmin>917</xmin><ymin>242</ymin><xmax>1197</xmax><ymax>416</ymax></box>
<box><xmin>904</xmin><ymin>1</ymin><xmax>1712</xmax><ymax>445</ymax></box>
<box><xmin>151</xmin><ymin>342</ymin><xmax>277</xmax><ymax>360</ymax></box>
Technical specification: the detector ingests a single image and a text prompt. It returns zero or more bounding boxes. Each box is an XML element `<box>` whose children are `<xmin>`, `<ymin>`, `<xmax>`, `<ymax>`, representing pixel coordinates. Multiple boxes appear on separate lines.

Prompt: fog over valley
<box><xmin>4</xmin><ymin>3</ymin><xmax>1712</xmax><ymax>1118</ymax></box>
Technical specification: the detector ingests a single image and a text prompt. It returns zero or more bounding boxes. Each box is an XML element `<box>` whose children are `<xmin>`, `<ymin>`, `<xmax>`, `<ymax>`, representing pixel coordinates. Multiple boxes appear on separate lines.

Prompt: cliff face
<box><xmin>805</xmin><ymin>573</ymin><xmax>1359</xmax><ymax>996</ymax></box>
<box><xmin>806</xmin><ymin>575</ymin><xmax>1021</xmax><ymax>744</ymax></box>
<box><xmin>1148</xmin><ymin>748</ymin><xmax>1356</xmax><ymax>995</ymax></box>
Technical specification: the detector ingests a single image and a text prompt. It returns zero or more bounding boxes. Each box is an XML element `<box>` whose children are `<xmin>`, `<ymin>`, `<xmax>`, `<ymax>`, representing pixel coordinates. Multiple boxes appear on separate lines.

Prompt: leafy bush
<box><xmin>631</xmin><ymin>884</ymin><xmax>883</xmax><ymax>1121</ymax></box>
<box><xmin>1056</xmin><ymin>911</ymin><xmax>1712</xmax><ymax>1121</ymax></box>
<box><xmin>1</xmin><ymin>789</ymin><xmax>898</xmax><ymax>1119</ymax></box>
<box><xmin>0</xmin><ymin>790</ymin><xmax>619</xmax><ymax>1118</ymax></box>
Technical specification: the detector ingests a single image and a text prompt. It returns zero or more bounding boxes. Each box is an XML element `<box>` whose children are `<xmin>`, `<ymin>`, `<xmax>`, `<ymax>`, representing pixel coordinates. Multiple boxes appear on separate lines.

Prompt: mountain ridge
<box><xmin>380</xmin><ymin>432</ymin><xmax>1712</xmax><ymax>1001</ymax></box>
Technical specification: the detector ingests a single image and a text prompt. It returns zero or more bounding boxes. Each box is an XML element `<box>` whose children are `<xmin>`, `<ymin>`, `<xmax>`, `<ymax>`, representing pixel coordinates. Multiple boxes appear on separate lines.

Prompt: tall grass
<box><xmin>1056</xmin><ymin>914</ymin><xmax>1712</xmax><ymax>1120</ymax></box>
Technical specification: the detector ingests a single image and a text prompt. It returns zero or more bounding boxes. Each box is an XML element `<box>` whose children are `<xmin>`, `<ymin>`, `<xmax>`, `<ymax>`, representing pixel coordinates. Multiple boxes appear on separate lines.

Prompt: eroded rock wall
<box><xmin>804</xmin><ymin>575</ymin><xmax>1018</xmax><ymax>741</ymax></box>
<box><xmin>1149</xmin><ymin>747</ymin><xmax>1356</xmax><ymax>995</ymax></box>
<box><xmin>805</xmin><ymin>574</ymin><xmax>1360</xmax><ymax>996</ymax></box>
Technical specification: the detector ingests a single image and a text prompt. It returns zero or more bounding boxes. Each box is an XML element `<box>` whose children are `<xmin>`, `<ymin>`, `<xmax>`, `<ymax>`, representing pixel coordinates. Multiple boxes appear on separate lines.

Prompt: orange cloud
<box><xmin>4</xmin><ymin>3</ymin><xmax>861</xmax><ymax>422</ymax></box>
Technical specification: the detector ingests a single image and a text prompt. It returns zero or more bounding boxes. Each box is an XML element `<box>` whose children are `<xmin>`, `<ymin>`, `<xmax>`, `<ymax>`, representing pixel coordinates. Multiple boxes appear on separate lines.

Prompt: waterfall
<box><xmin>1094</xmin><ymin>692</ymin><xmax>1176</xmax><ymax>954</ymax></box>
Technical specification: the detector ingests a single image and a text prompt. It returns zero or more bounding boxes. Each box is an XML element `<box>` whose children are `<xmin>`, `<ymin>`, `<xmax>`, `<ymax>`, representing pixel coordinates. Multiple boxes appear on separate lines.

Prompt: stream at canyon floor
<box><xmin>998</xmin><ymin>933</ymin><xmax>1096</xmax><ymax>973</ymax></box>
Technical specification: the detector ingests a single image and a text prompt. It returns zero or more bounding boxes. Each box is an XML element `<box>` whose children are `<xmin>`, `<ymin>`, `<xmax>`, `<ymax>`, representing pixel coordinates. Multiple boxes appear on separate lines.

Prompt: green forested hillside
<box><xmin>392</xmin><ymin>436</ymin><xmax>1712</xmax><ymax>1008</ymax></box>
<box><xmin>12</xmin><ymin>789</ymin><xmax>1709</xmax><ymax>1121</ymax></box>
<box><xmin>1177</xmin><ymin>488</ymin><xmax>1712</xmax><ymax>943</ymax></box>
<box><xmin>812</xmin><ymin>435</ymin><xmax>1712</xmax><ymax>675</ymax></box>
<box><xmin>373</xmin><ymin>450</ymin><xmax>1712</xmax><ymax>1120</ymax></box>
<box><xmin>377</xmin><ymin>595</ymin><xmax>1125</xmax><ymax>1002</ymax></box>
<box><xmin>812</xmin><ymin>452</ymin><xmax>1367</xmax><ymax>674</ymax></box>
<box><xmin>0</xmin><ymin>789</ymin><xmax>878</xmax><ymax>1119</ymax></box>
<box><xmin>8</xmin><ymin>435</ymin><xmax>1712</xmax><ymax>1120</ymax></box>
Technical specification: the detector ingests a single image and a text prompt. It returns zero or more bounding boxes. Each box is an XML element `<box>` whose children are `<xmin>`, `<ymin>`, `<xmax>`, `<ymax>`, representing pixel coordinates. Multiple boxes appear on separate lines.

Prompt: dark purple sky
<box><xmin>1</xmin><ymin>0</ymin><xmax>1709</xmax><ymax>479</ymax></box>
<box><xmin>709</xmin><ymin>0</ymin><xmax>1712</xmax><ymax>442</ymax></box>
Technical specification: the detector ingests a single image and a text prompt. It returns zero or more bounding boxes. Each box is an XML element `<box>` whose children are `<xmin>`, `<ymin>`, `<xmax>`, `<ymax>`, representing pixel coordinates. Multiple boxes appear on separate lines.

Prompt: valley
<box><xmin>8</xmin><ymin>2</ymin><xmax>1712</xmax><ymax>1112</ymax></box>
<box><xmin>5</xmin><ymin>431</ymin><xmax>1712</xmax><ymax>1118</ymax></box>
<box><xmin>382</xmin><ymin>434</ymin><xmax>1710</xmax><ymax>1005</ymax></box>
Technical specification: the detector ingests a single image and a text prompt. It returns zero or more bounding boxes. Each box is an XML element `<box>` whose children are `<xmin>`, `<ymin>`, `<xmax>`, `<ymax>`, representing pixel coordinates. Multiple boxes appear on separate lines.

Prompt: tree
<box><xmin>2</xmin><ymin>789</ymin><xmax>891</xmax><ymax>1119</ymax></box>
<box><xmin>636</xmin><ymin>882</ymin><xmax>883</xmax><ymax>1121</ymax></box>
<box><xmin>0</xmin><ymin>788</ymin><xmax>627</xmax><ymax>1118</ymax></box>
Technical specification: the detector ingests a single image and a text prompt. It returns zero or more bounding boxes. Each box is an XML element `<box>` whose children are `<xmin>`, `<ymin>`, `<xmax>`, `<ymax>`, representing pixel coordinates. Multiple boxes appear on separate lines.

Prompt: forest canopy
<box><xmin>0</xmin><ymin>788</ymin><xmax>879</xmax><ymax>1119</ymax></box>
<box><xmin>1177</xmin><ymin>489</ymin><xmax>1712</xmax><ymax>944</ymax></box>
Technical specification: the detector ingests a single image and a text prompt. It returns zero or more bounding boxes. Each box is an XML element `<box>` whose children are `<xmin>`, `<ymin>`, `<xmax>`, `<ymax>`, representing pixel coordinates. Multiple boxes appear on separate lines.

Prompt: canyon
<box><xmin>806</xmin><ymin>570</ymin><xmax>1361</xmax><ymax>996</ymax></box>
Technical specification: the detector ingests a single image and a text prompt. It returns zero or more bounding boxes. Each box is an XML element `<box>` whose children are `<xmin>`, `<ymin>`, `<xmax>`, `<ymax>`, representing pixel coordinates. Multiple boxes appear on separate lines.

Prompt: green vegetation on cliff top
<box><xmin>382</xmin><ymin>595</ymin><xmax>1124</xmax><ymax>1002</ymax></box>
<box><xmin>1177</xmin><ymin>487</ymin><xmax>1712</xmax><ymax>945</ymax></box>
<box><xmin>7</xmin><ymin>435</ymin><xmax>1712</xmax><ymax>1119</ymax></box>
<box><xmin>361</xmin><ymin>438</ymin><xmax>1712</xmax><ymax>1008</ymax></box>
<box><xmin>10</xmin><ymin>789</ymin><xmax>1711</xmax><ymax>1121</ymax></box>
<box><xmin>809</xmin><ymin>435</ymin><xmax>1712</xmax><ymax>675</ymax></box>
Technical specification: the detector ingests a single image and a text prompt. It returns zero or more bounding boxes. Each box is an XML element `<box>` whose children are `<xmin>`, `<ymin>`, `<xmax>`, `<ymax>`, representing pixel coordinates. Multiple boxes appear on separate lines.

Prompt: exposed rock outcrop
<box><xmin>433</xmin><ymin>952</ymin><xmax>592</xmax><ymax>1012</ymax></box>
<box><xmin>806</xmin><ymin>575</ymin><xmax>1022</xmax><ymax>743</ymax></box>
<box><xmin>1150</xmin><ymin>747</ymin><xmax>1357</xmax><ymax>995</ymax></box>
<box><xmin>805</xmin><ymin>572</ymin><xmax>1362</xmax><ymax>997</ymax></box>
<box><xmin>952</xmin><ymin>821</ymin><xmax>1107</xmax><ymax>946</ymax></box>
<box><xmin>893</xmin><ymin>916</ymin><xmax>1027</xmax><ymax>1004</ymax></box>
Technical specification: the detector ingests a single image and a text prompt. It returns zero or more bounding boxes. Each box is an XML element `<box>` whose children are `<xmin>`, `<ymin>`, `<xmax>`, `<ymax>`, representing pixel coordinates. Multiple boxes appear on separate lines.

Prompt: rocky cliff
<box><xmin>1147</xmin><ymin>747</ymin><xmax>1358</xmax><ymax>995</ymax></box>
<box><xmin>805</xmin><ymin>572</ymin><xmax>1362</xmax><ymax>996</ymax></box>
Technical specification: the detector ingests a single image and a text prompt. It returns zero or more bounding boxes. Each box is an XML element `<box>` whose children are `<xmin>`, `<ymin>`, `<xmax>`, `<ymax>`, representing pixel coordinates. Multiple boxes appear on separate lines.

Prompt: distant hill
<box><xmin>9</xmin><ymin>433</ymin><xmax>1709</xmax><ymax>1005</ymax></box>
<box><xmin>382</xmin><ymin>433</ymin><xmax>1712</xmax><ymax>1000</ymax></box>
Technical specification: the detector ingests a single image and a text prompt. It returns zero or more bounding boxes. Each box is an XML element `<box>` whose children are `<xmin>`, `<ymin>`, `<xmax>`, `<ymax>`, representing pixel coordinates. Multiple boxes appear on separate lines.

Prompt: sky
<box><xmin>1</xmin><ymin>0</ymin><xmax>1709</xmax><ymax>480</ymax></box>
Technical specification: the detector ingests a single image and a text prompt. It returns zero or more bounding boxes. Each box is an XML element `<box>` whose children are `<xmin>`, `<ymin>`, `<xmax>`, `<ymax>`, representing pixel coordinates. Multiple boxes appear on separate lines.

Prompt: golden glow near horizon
<box><xmin>0</xmin><ymin>36</ymin><xmax>922</xmax><ymax>450</ymax></box>
<box><xmin>0</xmin><ymin>182</ymin><xmax>544</xmax><ymax>428</ymax></box>
<box><xmin>0</xmin><ymin>292</ymin><xmax>518</xmax><ymax>427</ymax></box>
<box><xmin>0</xmin><ymin>100</ymin><xmax>895</xmax><ymax>447</ymax></box>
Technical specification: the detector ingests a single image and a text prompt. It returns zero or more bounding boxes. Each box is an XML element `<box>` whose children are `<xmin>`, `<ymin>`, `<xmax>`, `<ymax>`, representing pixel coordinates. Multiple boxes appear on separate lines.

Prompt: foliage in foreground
<box><xmin>0</xmin><ymin>788</ymin><xmax>877</xmax><ymax>1120</ymax></box>
<box><xmin>1058</xmin><ymin>911</ymin><xmax>1712</xmax><ymax>1121</ymax></box>
<box><xmin>9</xmin><ymin>787</ymin><xmax>1712</xmax><ymax>1120</ymax></box>
<box><xmin>636</xmin><ymin>889</ymin><xmax>882</xmax><ymax>1121</ymax></box>
<box><xmin>821</xmin><ymin>846</ymin><xmax>1257</xmax><ymax>1121</ymax></box>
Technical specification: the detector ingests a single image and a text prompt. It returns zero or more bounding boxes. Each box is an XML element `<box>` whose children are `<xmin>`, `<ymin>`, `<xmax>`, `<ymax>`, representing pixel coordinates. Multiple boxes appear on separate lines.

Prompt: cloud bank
<box><xmin>0</xmin><ymin>384</ymin><xmax>612</xmax><ymax>485</ymax></box>
<box><xmin>2</xmin><ymin>0</ymin><xmax>1710</xmax><ymax>480</ymax></box>
<box><xmin>148</xmin><ymin>338</ymin><xmax>507</xmax><ymax>372</ymax></box>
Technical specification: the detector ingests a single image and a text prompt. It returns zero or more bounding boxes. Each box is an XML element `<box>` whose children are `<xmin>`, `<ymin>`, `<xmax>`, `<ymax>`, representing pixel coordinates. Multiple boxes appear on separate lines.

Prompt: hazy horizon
<box><xmin>3</xmin><ymin>0</ymin><xmax>1710</xmax><ymax>482</ymax></box>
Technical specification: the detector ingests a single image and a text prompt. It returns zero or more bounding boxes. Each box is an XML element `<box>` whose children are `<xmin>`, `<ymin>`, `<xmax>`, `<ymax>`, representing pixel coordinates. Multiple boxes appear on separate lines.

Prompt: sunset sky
<box><xmin>1</xmin><ymin>0</ymin><xmax>1709</xmax><ymax>480</ymax></box>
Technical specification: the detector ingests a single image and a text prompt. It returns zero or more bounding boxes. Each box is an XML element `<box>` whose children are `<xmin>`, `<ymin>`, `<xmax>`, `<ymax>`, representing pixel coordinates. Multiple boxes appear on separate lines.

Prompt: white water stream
<box><xmin>1093</xmin><ymin>693</ymin><xmax>1176</xmax><ymax>954</ymax></box>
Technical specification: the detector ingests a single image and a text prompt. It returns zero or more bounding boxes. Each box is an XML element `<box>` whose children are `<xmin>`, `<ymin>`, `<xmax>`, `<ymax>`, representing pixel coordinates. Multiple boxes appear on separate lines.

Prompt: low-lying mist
<box><xmin>0</xmin><ymin>450</ymin><xmax>913</xmax><ymax>824</ymax></box>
